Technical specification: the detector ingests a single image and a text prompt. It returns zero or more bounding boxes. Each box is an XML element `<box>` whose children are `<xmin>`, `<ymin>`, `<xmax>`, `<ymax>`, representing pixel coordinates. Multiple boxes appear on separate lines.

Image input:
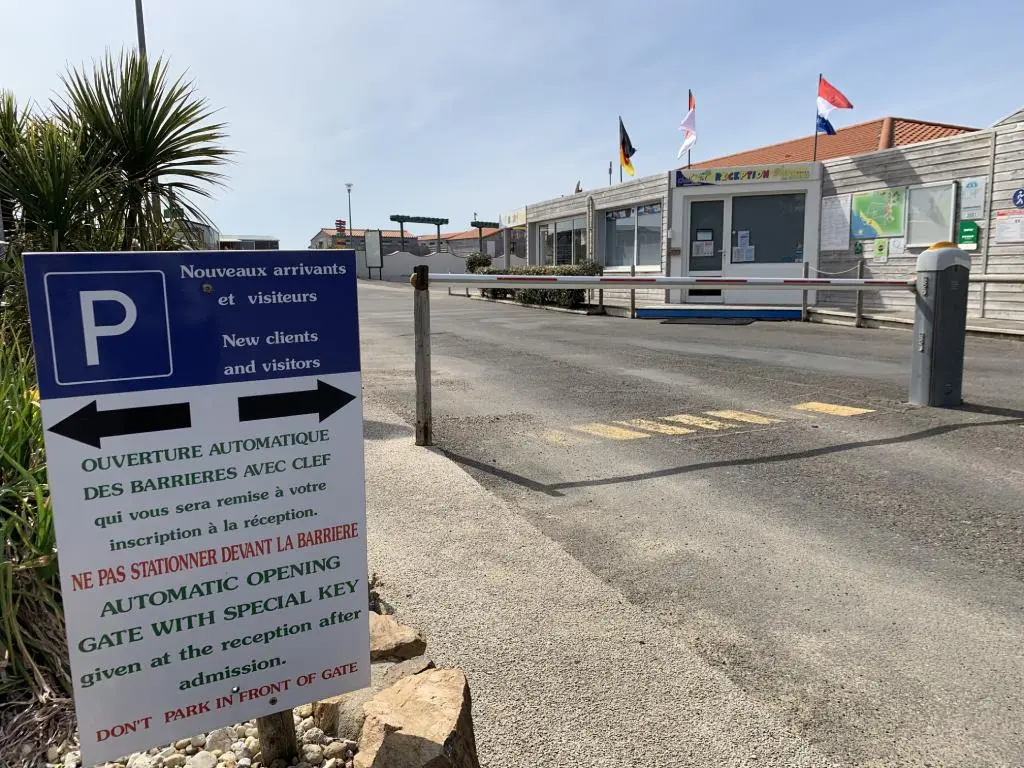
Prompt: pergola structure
<box><xmin>389</xmin><ymin>214</ymin><xmax>449</xmax><ymax>252</ymax></box>
<box><xmin>470</xmin><ymin>220</ymin><xmax>500</xmax><ymax>253</ymax></box>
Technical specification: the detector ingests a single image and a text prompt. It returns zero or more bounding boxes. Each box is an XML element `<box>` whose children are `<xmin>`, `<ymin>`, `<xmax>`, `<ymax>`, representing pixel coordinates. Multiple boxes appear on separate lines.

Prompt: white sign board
<box><xmin>499</xmin><ymin>207</ymin><xmax>527</xmax><ymax>227</ymax></box>
<box><xmin>995</xmin><ymin>211</ymin><xmax>1024</xmax><ymax>243</ymax></box>
<box><xmin>23</xmin><ymin>251</ymin><xmax>370</xmax><ymax>765</ymax></box>
<box><xmin>959</xmin><ymin>177</ymin><xmax>985</xmax><ymax>221</ymax></box>
<box><xmin>820</xmin><ymin>194</ymin><xmax>851</xmax><ymax>251</ymax></box>
<box><xmin>692</xmin><ymin>241</ymin><xmax>714</xmax><ymax>258</ymax></box>
<box><xmin>364</xmin><ymin>230</ymin><xmax>383</xmax><ymax>269</ymax></box>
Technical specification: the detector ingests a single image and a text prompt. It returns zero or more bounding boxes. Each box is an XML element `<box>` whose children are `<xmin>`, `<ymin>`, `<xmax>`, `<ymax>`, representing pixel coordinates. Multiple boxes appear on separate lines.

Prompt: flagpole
<box><xmin>608</xmin><ymin>161</ymin><xmax>612</xmax><ymax>186</ymax></box>
<box><xmin>687</xmin><ymin>149</ymin><xmax>691</xmax><ymax>169</ymax></box>
<box><xmin>812</xmin><ymin>73</ymin><xmax>821</xmax><ymax>162</ymax></box>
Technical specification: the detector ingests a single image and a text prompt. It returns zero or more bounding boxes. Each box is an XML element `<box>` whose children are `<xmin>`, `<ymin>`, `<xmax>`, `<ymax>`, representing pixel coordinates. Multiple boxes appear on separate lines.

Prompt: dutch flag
<box><xmin>816</xmin><ymin>75</ymin><xmax>853</xmax><ymax>135</ymax></box>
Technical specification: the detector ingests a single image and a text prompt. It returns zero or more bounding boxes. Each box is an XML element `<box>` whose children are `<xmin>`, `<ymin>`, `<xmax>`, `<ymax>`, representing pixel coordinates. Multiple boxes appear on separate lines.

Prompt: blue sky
<box><xmin>1</xmin><ymin>0</ymin><xmax>1020</xmax><ymax>247</ymax></box>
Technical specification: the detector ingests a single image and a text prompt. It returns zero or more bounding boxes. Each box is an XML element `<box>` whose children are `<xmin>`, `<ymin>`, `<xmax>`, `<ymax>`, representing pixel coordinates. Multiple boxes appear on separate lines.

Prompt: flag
<box><xmin>619</xmin><ymin>116</ymin><xmax>636</xmax><ymax>176</ymax></box>
<box><xmin>677</xmin><ymin>89</ymin><xmax>697</xmax><ymax>158</ymax></box>
<box><xmin>816</xmin><ymin>75</ymin><xmax>853</xmax><ymax>136</ymax></box>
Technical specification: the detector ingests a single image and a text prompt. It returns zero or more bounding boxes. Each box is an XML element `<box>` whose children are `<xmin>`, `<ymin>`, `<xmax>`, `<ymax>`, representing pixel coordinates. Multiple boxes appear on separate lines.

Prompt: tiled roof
<box><xmin>318</xmin><ymin>228</ymin><xmax>407</xmax><ymax>238</ymax></box>
<box><xmin>686</xmin><ymin>117</ymin><xmax>977</xmax><ymax>169</ymax></box>
<box><xmin>420</xmin><ymin>228</ymin><xmax>501</xmax><ymax>241</ymax></box>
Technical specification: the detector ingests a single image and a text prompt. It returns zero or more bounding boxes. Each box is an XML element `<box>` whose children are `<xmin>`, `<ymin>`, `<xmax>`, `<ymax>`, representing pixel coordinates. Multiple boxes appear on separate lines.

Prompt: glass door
<box><xmin>688</xmin><ymin>199</ymin><xmax>725</xmax><ymax>271</ymax></box>
<box><xmin>688</xmin><ymin>199</ymin><xmax>725</xmax><ymax>303</ymax></box>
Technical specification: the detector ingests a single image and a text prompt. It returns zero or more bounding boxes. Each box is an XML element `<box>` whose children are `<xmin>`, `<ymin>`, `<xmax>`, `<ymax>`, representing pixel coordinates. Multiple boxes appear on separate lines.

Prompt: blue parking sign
<box><xmin>44</xmin><ymin>269</ymin><xmax>173</xmax><ymax>385</ymax></box>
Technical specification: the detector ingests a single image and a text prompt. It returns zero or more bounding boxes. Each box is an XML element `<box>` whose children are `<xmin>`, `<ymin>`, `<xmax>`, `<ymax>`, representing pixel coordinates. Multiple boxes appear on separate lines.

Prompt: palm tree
<box><xmin>57</xmin><ymin>50</ymin><xmax>231</xmax><ymax>250</ymax></box>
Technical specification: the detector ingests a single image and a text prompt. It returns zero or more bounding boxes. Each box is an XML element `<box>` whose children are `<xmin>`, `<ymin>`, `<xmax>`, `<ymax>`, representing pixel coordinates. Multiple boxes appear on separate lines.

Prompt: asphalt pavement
<box><xmin>357</xmin><ymin>280</ymin><xmax>1024</xmax><ymax>768</ymax></box>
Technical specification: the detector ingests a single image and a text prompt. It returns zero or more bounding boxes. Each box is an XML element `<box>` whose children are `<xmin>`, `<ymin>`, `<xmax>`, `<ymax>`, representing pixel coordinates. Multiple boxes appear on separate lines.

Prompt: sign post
<box><xmin>23</xmin><ymin>250</ymin><xmax>370</xmax><ymax>766</ymax></box>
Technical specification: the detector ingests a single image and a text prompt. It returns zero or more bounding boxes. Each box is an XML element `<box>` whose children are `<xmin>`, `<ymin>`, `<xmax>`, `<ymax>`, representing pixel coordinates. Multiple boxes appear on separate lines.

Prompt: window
<box><xmin>555</xmin><ymin>219</ymin><xmax>573</xmax><ymax>264</ymax></box>
<box><xmin>538</xmin><ymin>224</ymin><xmax>554</xmax><ymax>265</ymax></box>
<box><xmin>604</xmin><ymin>208</ymin><xmax>635</xmax><ymax>267</ymax></box>
<box><xmin>637</xmin><ymin>204</ymin><xmax>661</xmax><ymax>265</ymax></box>
<box><xmin>907</xmin><ymin>182</ymin><xmax>955</xmax><ymax>247</ymax></box>
<box><xmin>730</xmin><ymin>193</ymin><xmax>805</xmax><ymax>264</ymax></box>
<box><xmin>572</xmin><ymin>217</ymin><xmax>587</xmax><ymax>262</ymax></box>
<box><xmin>538</xmin><ymin>218</ymin><xmax>587</xmax><ymax>265</ymax></box>
<box><xmin>603</xmin><ymin>203</ymin><xmax>662</xmax><ymax>267</ymax></box>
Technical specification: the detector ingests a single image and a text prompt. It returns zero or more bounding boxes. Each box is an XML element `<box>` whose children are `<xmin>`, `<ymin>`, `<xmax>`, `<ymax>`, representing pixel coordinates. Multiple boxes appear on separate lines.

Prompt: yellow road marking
<box><xmin>663</xmin><ymin>413</ymin><xmax>735</xmax><ymax>431</ymax></box>
<box><xmin>791</xmin><ymin>401</ymin><xmax>875</xmax><ymax>417</ymax></box>
<box><xmin>615</xmin><ymin>418</ymin><xmax>696</xmax><ymax>435</ymax></box>
<box><xmin>705</xmin><ymin>410</ymin><xmax>782</xmax><ymax>425</ymax></box>
<box><xmin>572</xmin><ymin>423</ymin><xmax>651</xmax><ymax>440</ymax></box>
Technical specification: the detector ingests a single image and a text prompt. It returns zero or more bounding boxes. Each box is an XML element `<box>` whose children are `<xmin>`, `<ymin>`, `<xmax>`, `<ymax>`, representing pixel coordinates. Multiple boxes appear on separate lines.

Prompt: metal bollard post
<box><xmin>910</xmin><ymin>244</ymin><xmax>971</xmax><ymax>407</ymax></box>
<box><xmin>801</xmin><ymin>261</ymin><xmax>809</xmax><ymax>321</ymax></box>
<box><xmin>855</xmin><ymin>261</ymin><xmax>865</xmax><ymax>328</ymax></box>
<box><xmin>629</xmin><ymin>264</ymin><xmax>636</xmax><ymax>319</ymax></box>
<box><xmin>412</xmin><ymin>265</ymin><xmax>432</xmax><ymax>445</ymax></box>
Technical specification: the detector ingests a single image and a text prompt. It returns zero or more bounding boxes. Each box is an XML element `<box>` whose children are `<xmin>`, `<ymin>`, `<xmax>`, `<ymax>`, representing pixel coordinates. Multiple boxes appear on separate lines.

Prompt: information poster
<box><xmin>851</xmin><ymin>189</ymin><xmax>906</xmax><ymax>239</ymax></box>
<box><xmin>995</xmin><ymin>211</ymin><xmax>1024</xmax><ymax>243</ymax></box>
<box><xmin>959</xmin><ymin>178</ymin><xmax>986</xmax><ymax>221</ymax></box>
<box><xmin>23</xmin><ymin>250</ymin><xmax>370</xmax><ymax>765</ymax></box>
<box><xmin>820</xmin><ymin>194</ymin><xmax>851</xmax><ymax>251</ymax></box>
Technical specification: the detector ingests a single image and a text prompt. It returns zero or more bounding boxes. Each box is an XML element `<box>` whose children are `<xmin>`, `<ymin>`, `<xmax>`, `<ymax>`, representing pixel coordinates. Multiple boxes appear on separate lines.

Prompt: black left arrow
<box><xmin>49</xmin><ymin>401</ymin><xmax>192</xmax><ymax>448</ymax></box>
<box><xmin>237</xmin><ymin>379</ymin><xmax>355</xmax><ymax>423</ymax></box>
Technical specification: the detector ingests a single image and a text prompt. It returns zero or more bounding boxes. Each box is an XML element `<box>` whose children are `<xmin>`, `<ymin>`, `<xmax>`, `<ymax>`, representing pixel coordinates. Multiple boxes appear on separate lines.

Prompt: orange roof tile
<box><xmin>319</xmin><ymin>228</ymin><xmax>407</xmax><ymax>238</ymax></box>
<box><xmin>419</xmin><ymin>228</ymin><xmax>500</xmax><ymax>241</ymax></box>
<box><xmin>686</xmin><ymin>117</ymin><xmax>977</xmax><ymax>169</ymax></box>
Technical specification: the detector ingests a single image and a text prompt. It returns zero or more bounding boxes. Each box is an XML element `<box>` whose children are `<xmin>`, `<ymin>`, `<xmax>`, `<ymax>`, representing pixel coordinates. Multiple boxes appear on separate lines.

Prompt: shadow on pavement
<box><xmin>438</xmin><ymin>415</ymin><xmax>1024</xmax><ymax>495</ymax></box>
<box><xmin>955</xmin><ymin>403</ymin><xmax>1024</xmax><ymax>420</ymax></box>
<box><xmin>363</xmin><ymin>419</ymin><xmax>414</xmax><ymax>441</ymax></box>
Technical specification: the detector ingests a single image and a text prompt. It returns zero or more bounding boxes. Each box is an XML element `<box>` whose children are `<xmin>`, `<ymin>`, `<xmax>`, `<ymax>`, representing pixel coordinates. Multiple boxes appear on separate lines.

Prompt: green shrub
<box><xmin>479</xmin><ymin>261</ymin><xmax>602</xmax><ymax>309</ymax></box>
<box><xmin>465</xmin><ymin>252</ymin><xmax>492</xmax><ymax>273</ymax></box>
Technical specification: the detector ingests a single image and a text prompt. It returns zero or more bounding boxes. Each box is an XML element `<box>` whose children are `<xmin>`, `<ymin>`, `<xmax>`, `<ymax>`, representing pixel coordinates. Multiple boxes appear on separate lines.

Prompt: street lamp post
<box><xmin>345</xmin><ymin>183</ymin><xmax>353</xmax><ymax>243</ymax></box>
<box><xmin>134</xmin><ymin>0</ymin><xmax>148</xmax><ymax>57</ymax></box>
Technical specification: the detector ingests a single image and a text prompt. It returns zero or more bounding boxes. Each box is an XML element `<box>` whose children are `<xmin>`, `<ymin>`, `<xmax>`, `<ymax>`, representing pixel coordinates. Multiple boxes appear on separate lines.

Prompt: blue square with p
<box><xmin>44</xmin><ymin>270</ymin><xmax>172</xmax><ymax>385</ymax></box>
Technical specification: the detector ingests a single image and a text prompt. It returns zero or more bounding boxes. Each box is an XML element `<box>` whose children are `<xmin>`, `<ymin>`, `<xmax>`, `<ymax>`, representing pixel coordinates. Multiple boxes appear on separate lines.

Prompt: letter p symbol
<box><xmin>80</xmin><ymin>290</ymin><xmax>138</xmax><ymax>366</ymax></box>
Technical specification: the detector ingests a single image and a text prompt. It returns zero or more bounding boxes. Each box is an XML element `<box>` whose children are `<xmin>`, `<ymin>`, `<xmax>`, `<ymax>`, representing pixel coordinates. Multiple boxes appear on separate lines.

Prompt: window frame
<box><xmin>602</xmin><ymin>201</ymin><xmax>663</xmax><ymax>270</ymax></box>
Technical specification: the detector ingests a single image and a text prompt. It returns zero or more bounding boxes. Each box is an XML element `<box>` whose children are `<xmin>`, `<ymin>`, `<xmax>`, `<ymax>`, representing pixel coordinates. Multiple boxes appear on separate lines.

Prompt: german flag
<box><xmin>619</xmin><ymin>116</ymin><xmax>636</xmax><ymax>177</ymax></box>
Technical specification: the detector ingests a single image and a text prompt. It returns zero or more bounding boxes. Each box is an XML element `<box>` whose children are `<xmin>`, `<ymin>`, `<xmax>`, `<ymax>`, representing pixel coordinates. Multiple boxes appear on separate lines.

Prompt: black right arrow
<box><xmin>49</xmin><ymin>401</ymin><xmax>192</xmax><ymax>448</ymax></box>
<box><xmin>237</xmin><ymin>380</ymin><xmax>355</xmax><ymax>423</ymax></box>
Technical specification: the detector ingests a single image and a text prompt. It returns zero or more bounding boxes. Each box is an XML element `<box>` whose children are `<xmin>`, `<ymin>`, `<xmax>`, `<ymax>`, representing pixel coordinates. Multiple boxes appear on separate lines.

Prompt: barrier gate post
<box><xmin>910</xmin><ymin>244</ymin><xmax>971</xmax><ymax>407</ymax></box>
<box><xmin>412</xmin><ymin>265</ymin><xmax>432</xmax><ymax>445</ymax></box>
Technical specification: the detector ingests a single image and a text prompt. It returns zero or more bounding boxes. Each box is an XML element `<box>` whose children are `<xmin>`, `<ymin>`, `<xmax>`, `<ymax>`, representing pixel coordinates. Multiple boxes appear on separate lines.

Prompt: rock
<box><xmin>163</xmin><ymin>756</ymin><xmax>186</xmax><ymax>768</ymax></box>
<box><xmin>126</xmin><ymin>755</ymin><xmax>155</xmax><ymax>768</ymax></box>
<box><xmin>301</xmin><ymin>727</ymin><xmax>325</xmax><ymax>746</ymax></box>
<box><xmin>301</xmin><ymin>745</ymin><xmax>324</xmax><ymax>766</ymax></box>
<box><xmin>160</xmin><ymin>746</ymin><xmax>178</xmax><ymax>758</ymax></box>
<box><xmin>369</xmin><ymin>613</ymin><xmax>427</xmax><ymax>661</ymax></box>
<box><xmin>244</xmin><ymin>736</ymin><xmax>260</xmax><ymax>755</ymax></box>
<box><xmin>323</xmin><ymin>760</ymin><xmax>338</xmax><ymax>768</ymax></box>
<box><xmin>47</xmin><ymin>746</ymin><xmax>62</xmax><ymax>763</ymax></box>
<box><xmin>380</xmin><ymin>655</ymin><xmax>435</xmax><ymax>687</ymax></box>
<box><xmin>313</xmin><ymin>689</ymin><xmax>376</xmax><ymax>741</ymax></box>
<box><xmin>64</xmin><ymin>751</ymin><xmax>82</xmax><ymax>768</ymax></box>
<box><xmin>205</xmin><ymin>728</ymin><xmax>234</xmax><ymax>753</ymax></box>
<box><xmin>191</xmin><ymin>735</ymin><xmax>207</xmax><ymax>749</ymax></box>
<box><xmin>295</xmin><ymin>704</ymin><xmax>313</xmax><ymax>719</ymax></box>
<box><xmin>297</xmin><ymin>717</ymin><xmax>315</xmax><ymax>735</ymax></box>
<box><xmin>356</xmin><ymin>669</ymin><xmax>479</xmax><ymax>768</ymax></box>
<box><xmin>210</xmin><ymin>752</ymin><xmax>223</xmax><ymax>759</ymax></box>
<box><xmin>175</xmin><ymin>740</ymin><xmax>192</xmax><ymax>751</ymax></box>
<box><xmin>185</xmin><ymin>746</ymin><xmax>196</xmax><ymax>756</ymax></box>
<box><xmin>186</xmin><ymin>751</ymin><xmax>217</xmax><ymax>768</ymax></box>
<box><xmin>245</xmin><ymin>728</ymin><xmax>258</xmax><ymax>739</ymax></box>
<box><xmin>219</xmin><ymin>753</ymin><xmax>237</xmax><ymax>768</ymax></box>
<box><xmin>321</xmin><ymin>743</ymin><xmax>346</xmax><ymax>762</ymax></box>
<box><xmin>236</xmin><ymin>761</ymin><xmax>251</xmax><ymax>768</ymax></box>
